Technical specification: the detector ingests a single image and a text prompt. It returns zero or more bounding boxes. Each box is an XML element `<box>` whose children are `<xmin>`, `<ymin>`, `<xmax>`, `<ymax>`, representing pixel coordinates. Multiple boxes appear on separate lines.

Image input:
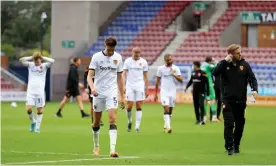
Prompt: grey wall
<box><xmin>98</xmin><ymin>1</ymin><xmax>123</xmax><ymax>27</ymax></box>
<box><xmin>51</xmin><ymin>1</ymin><xmax>99</xmax><ymax>100</ymax></box>
<box><xmin>219</xmin><ymin>15</ymin><xmax>242</xmax><ymax>47</ymax></box>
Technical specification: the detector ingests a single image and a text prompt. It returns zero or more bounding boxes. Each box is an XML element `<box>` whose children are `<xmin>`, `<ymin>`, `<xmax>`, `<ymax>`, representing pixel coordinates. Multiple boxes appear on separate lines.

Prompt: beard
<box><xmin>166</xmin><ymin>62</ymin><xmax>173</xmax><ymax>66</ymax></box>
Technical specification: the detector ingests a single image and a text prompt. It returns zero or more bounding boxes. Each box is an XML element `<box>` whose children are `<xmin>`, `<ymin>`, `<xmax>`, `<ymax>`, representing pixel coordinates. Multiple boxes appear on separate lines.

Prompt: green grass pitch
<box><xmin>1</xmin><ymin>102</ymin><xmax>276</xmax><ymax>165</ymax></box>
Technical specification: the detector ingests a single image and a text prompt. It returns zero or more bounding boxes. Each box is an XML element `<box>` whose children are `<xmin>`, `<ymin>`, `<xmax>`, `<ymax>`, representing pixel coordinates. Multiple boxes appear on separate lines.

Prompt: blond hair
<box><xmin>32</xmin><ymin>52</ymin><xmax>42</xmax><ymax>61</ymax></box>
<box><xmin>227</xmin><ymin>44</ymin><xmax>241</xmax><ymax>54</ymax></box>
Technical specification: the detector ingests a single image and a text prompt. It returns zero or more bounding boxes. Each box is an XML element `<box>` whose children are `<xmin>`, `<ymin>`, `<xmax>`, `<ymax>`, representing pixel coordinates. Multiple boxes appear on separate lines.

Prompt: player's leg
<box><xmin>192</xmin><ymin>92</ymin><xmax>200</xmax><ymax>124</ymax></box>
<box><xmin>106</xmin><ymin>94</ymin><xmax>119</xmax><ymax>157</ymax></box>
<box><xmin>209</xmin><ymin>87</ymin><xmax>219</xmax><ymax>121</ymax></box>
<box><xmin>56</xmin><ymin>91</ymin><xmax>70</xmax><ymax>117</ymax></box>
<box><xmin>222</xmin><ymin>102</ymin><xmax>235</xmax><ymax>155</ymax></box>
<box><xmin>161</xmin><ymin>94</ymin><xmax>171</xmax><ymax>133</ymax></box>
<box><xmin>134</xmin><ymin>90</ymin><xmax>145</xmax><ymax>132</ymax></box>
<box><xmin>233</xmin><ymin>103</ymin><xmax>246</xmax><ymax>154</ymax></box>
<box><xmin>26</xmin><ymin>96</ymin><xmax>36</xmax><ymax>132</ymax></box>
<box><xmin>91</xmin><ymin>96</ymin><xmax>104</xmax><ymax>156</ymax></box>
<box><xmin>167</xmin><ymin>96</ymin><xmax>175</xmax><ymax>132</ymax></box>
<box><xmin>199</xmin><ymin>93</ymin><xmax>206</xmax><ymax>125</ymax></box>
<box><xmin>34</xmin><ymin>94</ymin><xmax>45</xmax><ymax>133</ymax></box>
<box><xmin>75</xmin><ymin>94</ymin><xmax>90</xmax><ymax>118</ymax></box>
<box><xmin>126</xmin><ymin>87</ymin><xmax>134</xmax><ymax>132</ymax></box>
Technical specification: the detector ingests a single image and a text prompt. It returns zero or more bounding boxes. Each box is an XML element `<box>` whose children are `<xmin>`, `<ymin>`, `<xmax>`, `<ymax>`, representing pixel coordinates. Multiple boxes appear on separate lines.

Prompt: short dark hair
<box><xmin>205</xmin><ymin>56</ymin><xmax>213</xmax><ymax>63</ymax></box>
<box><xmin>164</xmin><ymin>54</ymin><xmax>172</xmax><ymax>61</ymax></box>
<box><xmin>105</xmin><ymin>36</ymin><xmax>117</xmax><ymax>47</ymax></box>
<box><xmin>72</xmin><ymin>57</ymin><xmax>80</xmax><ymax>63</ymax></box>
<box><xmin>193</xmin><ymin>61</ymin><xmax>201</xmax><ymax>68</ymax></box>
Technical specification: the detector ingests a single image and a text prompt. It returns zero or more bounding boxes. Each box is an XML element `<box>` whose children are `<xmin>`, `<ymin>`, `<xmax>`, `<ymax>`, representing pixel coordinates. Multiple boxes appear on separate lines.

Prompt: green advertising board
<box><xmin>240</xmin><ymin>11</ymin><xmax>261</xmax><ymax>24</ymax></box>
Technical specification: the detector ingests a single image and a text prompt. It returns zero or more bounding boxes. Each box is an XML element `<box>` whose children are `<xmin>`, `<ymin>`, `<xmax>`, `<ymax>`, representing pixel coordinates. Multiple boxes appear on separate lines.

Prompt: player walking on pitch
<box><xmin>154</xmin><ymin>54</ymin><xmax>183</xmax><ymax>133</ymax></box>
<box><xmin>87</xmin><ymin>37</ymin><xmax>125</xmax><ymax>157</ymax></box>
<box><xmin>123</xmin><ymin>47</ymin><xmax>149</xmax><ymax>133</ymax></box>
<box><xmin>201</xmin><ymin>56</ymin><xmax>219</xmax><ymax>122</ymax></box>
<box><xmin>19</xmin><ymin>52</ymin><xmax>54</xmax><ymax>133</ymax></box>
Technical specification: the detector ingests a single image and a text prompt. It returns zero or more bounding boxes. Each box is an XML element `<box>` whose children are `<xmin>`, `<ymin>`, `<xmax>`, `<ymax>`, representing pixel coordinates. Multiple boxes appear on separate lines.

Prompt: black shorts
<box><xmin>65</xmin><ymin>89</ymin><xmax>80</xmax><ymax>98</ymax></box>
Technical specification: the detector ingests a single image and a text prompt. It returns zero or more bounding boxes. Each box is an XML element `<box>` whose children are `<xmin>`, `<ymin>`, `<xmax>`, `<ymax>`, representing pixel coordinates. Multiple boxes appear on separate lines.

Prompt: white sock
<box><xmin>109</xmin><ymin>129</ymin><xmax>117</xmax><ymax>153</ymax></box>
<box><xmin>127</xmin><ymin>110</ymin><xmax>132</xmax><ymax>123</ymax></box>
<box><xmin>165</xmin><ymin>114</ymin><xmax>171</xmax><ymax>129</ymax></box>
<box><xmin>92</xmin><ymin>127</ymin><xmax>100</xmax><ymax>148</ymax></box>
<box><xmin>163</xmin><ymin>114</ymin><xmax>167</xmax><ymax>128</ymax></box>
<box><xmin>212</xmin><ymin>115</ymin><xmax>217</xmax><ymax>120</ymax></box>
<box><xmin>28</xmin><ymin>111</ymin><xmax>36</xmax><ymax>123</ymax></box>
<box><xmin>35</xmin><ymin>113</ymin><xmax>43</xmax><ymax>130</ymax></box>
<box><xmin>135</xmin><ymin>110</ymin><xmax>142</xmax><ymax>129</ymax></box>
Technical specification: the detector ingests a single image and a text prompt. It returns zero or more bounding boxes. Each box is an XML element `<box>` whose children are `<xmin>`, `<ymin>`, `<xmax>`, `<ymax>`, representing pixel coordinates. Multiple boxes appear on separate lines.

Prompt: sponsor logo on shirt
<box><xmin>99</xmin><ymin>66</ymin><xmax>117</xmax><ymax>71</ymax></box>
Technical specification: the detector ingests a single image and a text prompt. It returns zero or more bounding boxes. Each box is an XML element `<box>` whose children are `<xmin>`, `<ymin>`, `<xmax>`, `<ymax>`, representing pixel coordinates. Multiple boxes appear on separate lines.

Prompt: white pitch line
<box><xmin>2</xmin><ymin>150</ymin><xmax>98</xmax><ymax>156</ymax></box>
<box><xmin>4</xmin><ymin>156</ymin><xmax>140</xmax><ymax>165</ymax></box>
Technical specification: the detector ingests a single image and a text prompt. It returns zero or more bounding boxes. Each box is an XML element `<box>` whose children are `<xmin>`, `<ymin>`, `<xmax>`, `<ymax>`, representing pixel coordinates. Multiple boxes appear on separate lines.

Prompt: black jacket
<box><xmin>186</xmin><ymin>69</ymin><xmax>210</xmax><ymax>96</ymax></box>
<box><xmin>66</xmin><ymin>64</ymin><xmax>79</xmax><ymax>90</ymax></box>
<box><xmin>212</xmin><ymin>59</ymin><xmax>258</xmax><ymax>102</ymax></box>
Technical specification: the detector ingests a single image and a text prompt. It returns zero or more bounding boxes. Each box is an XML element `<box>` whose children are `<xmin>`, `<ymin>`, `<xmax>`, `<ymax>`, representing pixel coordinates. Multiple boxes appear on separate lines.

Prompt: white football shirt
<box><xmin>123</xmin><ymin>57</ymin><xmax>148</xmax><ymax>89</ymax></box>
<box><xmin>156</xmin><ymin>64</ymin><xmax>182</xmax><ymax>96</ymax></box>
<box><xmin>27</xmin><ymin>62</ymin><xmax>51</xmax><ymax>95</ymax></box>
<box><xmin>89</xmin><ymin>51</ymin><xmax>123</xmax><ymax>96</ymax></box>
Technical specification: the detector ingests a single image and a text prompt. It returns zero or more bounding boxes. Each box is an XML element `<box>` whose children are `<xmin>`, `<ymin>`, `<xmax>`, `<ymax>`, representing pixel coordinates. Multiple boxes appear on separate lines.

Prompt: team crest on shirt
<box><xmin>139</xmin><ymin>63</ymin><xmax>142</xmax><ymax>66</ymax></box>
<box><xmin>113</xmin><ymin>60</ymin><xmax>118</xmax><ymax>65</ymax></box>
<box><xmin>240</xmin><ymin>66</ymin><xmax>244</xmax><ymax>71</ymax></box>
<box><xmin>198</xmin><ymin>73</ymin><xmax>201</xmax><ymax>76</ymax></box>
<box><xmin>94</xmin><ymin>105</ymin><xmax>97</xmax><ymax>109</ymax></box>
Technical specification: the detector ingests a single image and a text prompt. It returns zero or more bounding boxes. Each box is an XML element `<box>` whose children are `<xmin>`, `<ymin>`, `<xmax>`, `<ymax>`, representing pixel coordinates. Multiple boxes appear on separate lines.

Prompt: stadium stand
<box><xmin>172</xmin><ymin>1</ymin><xmax>276</xmax><ymax>64</ymax></box>
<box><xmin>84</xmin><ymin>1</ymin><xmax>190</xmax><ymax>64</ymax></box>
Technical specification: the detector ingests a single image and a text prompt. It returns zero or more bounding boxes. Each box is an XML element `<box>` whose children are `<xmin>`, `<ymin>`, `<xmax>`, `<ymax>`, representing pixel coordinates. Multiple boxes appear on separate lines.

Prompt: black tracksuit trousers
<box><xmin>222</xmin><ymin>101</ymin><xmax>246</xmax><ymax>149</ymax></box>
<box><xmin>192</xmin><ymin>92</ymin><xmax>205</xmax><ymax>122</ymax></box>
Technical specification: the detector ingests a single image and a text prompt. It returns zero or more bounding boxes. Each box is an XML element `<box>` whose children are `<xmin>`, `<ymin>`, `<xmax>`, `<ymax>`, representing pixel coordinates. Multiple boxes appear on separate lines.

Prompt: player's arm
<box><xmin>87</xmin><ymin>54</ymin><xmax>97</xmax><ymax>96</ymax></box>
<box><xmin>171</xmin><ymin>67</ymin><xmax>183</xmax><ymax>83</ymax></box>
<box><xmin>19</xmin><ymin>56</ymin><xmax>32</xmax><ymax>67</ymax></box>
<box><xmin>87</xmin><ymin>69</ymin><xmax>96</xmax><ymax>95</ymax></box>
<box><xmin>185</xmin><ymin>75</ymin><xmax>193</xmax><ymax>92</ymax></box>
<box><xmin>155</xmin><ymin>76</ymin><xmax>161</xmax><ymax>101</ymax></box>
<box><xmin>117</xmin><ymin>72</ymin><xmax>125</xmax><ymax>100</ymax></box>
<box><xmin>42</xmin><ymin>57</ymin><xmax>55</xmax><ymax>68</ymax></box>
<box><xmin>143</xmin><ymin>71</ymin><xmax>149</xmax><ymax>97</ymax></box>
<box><xmin>247</xmin><ymin>62</ymin><xmax>258</xmax><ymax>98</ymax></box>
<box><xmin>117</xmin><ymin>58</ymin><xmax>125</xmax><ymax>109</ymax></box>
<box><xmin>212</xmin><ymin>60</ymin><xmax>228</xmax><ymax>77</ymax></box>
<box><xmin>202</xmin><ymin>73</ymin><xmax>210</xmax><ymax>96</ymax></box>
<box><xmin>143</xmin><ymin>61</ymin><xmax>149</xmax><ymax>97</ymax></box>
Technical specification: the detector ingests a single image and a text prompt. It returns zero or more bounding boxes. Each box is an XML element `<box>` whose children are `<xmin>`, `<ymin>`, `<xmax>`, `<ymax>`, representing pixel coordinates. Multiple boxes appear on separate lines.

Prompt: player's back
<box><xmin>124</xmin><ymin>57</ymin><xmax>148</xmax><ymax>88</ymax></box>
<box><xmin>90</xmin><ymin>51</ymin><xmax>123</xmax><ymax>96</ymax></box>
<box><xmin>27</xmin><ymin>62</ymin><xmax>48</xmax><ymax>95</ymax></box>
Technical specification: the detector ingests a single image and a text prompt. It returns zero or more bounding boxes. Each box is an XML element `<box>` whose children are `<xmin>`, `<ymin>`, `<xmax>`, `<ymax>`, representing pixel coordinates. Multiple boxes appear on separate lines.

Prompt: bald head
<box><xmin>132</xmin><ymin>47</ymin><xmax>141</xmax><ymax>60</ymax></box>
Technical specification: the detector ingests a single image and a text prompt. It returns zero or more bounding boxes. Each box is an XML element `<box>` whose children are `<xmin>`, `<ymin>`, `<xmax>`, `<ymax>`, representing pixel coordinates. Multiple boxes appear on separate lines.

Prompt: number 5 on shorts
<box><xmin>113</xmin><ymin>97</ymin><xmax>117</xmax><ymax>106</ymax></box>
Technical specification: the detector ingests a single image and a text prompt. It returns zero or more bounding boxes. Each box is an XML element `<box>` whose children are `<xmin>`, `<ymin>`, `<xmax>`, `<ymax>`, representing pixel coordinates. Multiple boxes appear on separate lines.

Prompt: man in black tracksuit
<box><xmin>185</xmin><ymin>61</ymin><xmax>209</xmax><ymax>125</ymax></box>
<box><xmin>56</xmin><ymin>57</ymin><xmax>89</xmax><ymax>118</ymax></box>
<box><xmin>213</xmin><ymin>44</ymin><xmax>258</xmax><ymax>155</ymax></box>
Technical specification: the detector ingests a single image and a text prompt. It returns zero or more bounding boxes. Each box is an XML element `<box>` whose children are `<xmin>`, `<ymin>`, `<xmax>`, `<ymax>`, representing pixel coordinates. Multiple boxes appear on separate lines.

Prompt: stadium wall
<box><xmin>50</xmin><ymin>1</ymin><xmax>122</xmax><ymax>100</ymax></box>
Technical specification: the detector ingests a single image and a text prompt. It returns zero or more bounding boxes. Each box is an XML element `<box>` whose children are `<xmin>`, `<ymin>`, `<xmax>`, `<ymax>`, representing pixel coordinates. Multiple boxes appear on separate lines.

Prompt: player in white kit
<box><xmin>87</xmin><ymin>37</ymin><xmax>125</xmax><ymax>158</ymax></box>
<box><xmin>123</xmin><ymin>47</ymin><xmax>149</xmax><ymax>133</ymax></box>
<box><xmin>154</xmin><ymin>54</ymin><xmax>183</xmax><ymax>133</ymax></box>
<box><xmin>19</xmin><ymin>52</ymin><xmax>54</xmax><ymax>133</ymax></box>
